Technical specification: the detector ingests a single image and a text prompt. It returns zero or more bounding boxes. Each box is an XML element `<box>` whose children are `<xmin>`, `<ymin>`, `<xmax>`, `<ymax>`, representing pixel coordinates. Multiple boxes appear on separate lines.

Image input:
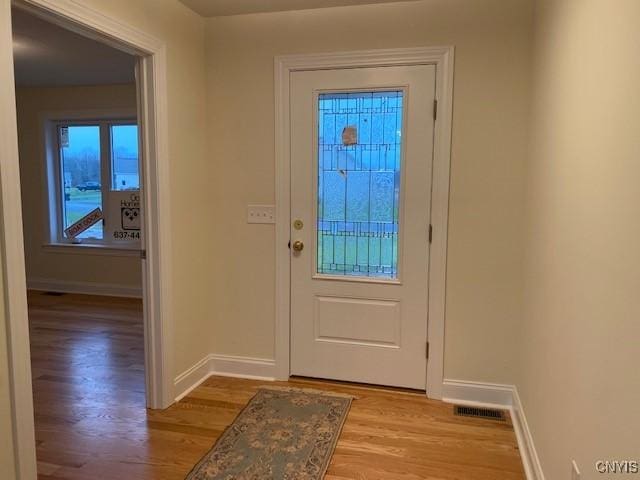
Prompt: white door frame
<box><xmin>0</xmin><ymin>0</ymin><xmax>174</xmax><ymax>477</ymax></box>
<box><xmin>274</xmin><ymin>47</ymin><xmax>454</xmax><ymax>399</ymax></box>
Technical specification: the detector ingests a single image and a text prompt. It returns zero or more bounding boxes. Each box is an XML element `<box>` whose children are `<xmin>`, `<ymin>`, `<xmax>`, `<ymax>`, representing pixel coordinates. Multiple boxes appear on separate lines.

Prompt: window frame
<box><xmin>42</xmin><ymin>110</ymin><xmax>140</xmax><ymax>250</ymax></box>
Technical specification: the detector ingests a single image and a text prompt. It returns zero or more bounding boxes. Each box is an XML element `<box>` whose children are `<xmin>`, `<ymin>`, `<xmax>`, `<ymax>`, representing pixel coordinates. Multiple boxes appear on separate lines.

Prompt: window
<box><xmin>110</xmin><ymin>125</ymin><xmax>140</xmax><ymax>191</ymax></box>
<box><xmin>49</xmin><ymin>119</ymin><xmax>140</xmax><ymax>246</ymax></box>
<box><xmin>59</xmin><ymin>125</ymin><xmax>103</xmax><ymax>240</ymax></box>
<box><xmin>316</xmin><ymin>91</ymin><xmax>403</xmax><ymax>279</ymax></box>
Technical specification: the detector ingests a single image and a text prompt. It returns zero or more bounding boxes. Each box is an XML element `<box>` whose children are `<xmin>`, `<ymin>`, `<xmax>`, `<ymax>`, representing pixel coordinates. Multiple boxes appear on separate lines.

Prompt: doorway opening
<box><xmin>11</xmin><ymin>6</ymin><xmax>149</xmax><ymax>476</ymax></box>
<box><xmin>274</xmin><ymin>48</ymin><xmax>454</xmax><ymax>399</ymax></box>
<box><xmin>2</xmin><ymin>1</ymin><xmax>173</xmax><ymax>477</ymax></box>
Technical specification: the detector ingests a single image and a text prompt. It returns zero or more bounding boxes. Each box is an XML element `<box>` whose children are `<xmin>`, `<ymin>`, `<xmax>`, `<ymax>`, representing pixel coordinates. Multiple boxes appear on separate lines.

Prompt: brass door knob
<box><xmin>292</xmin><ymin>240</ymin><xmax>304</xmax><ymax>252</ymax></box>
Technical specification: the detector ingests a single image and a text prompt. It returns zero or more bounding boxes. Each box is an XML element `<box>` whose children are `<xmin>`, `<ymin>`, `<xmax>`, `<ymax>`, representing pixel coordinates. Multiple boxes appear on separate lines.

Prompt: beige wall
<box><xmin>520</xmin><ymin>0</ymin><xmax>640</xmax><ymax>477</ymax></box>
<box><xmin>16</xmin><ymin>84</ymin><xmax>142</xmax><ymax>291</ymax></box>
<box><xmin>205</xmin><ymin>0</ymin><xmax>533</xmax><ymax>383</ymax></box>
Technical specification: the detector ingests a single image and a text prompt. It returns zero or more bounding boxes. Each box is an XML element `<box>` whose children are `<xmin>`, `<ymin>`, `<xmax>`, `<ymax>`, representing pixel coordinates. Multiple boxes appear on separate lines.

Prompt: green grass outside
<box><xmin>64</xmin><ymin>188</ymin><xmax>102</xmax><ymax>238</ymax></box>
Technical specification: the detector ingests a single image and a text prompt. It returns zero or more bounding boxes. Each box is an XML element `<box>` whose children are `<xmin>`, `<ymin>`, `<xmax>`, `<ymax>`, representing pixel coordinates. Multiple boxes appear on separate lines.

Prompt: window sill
<box><xmin>42</xmin><ymin>243</ymin><xmax>141</xmax><ymax>258</ymax></box>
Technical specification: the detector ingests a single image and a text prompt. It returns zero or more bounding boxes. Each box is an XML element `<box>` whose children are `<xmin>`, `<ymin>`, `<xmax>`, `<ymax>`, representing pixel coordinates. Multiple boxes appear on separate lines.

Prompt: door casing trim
<box><xmin>274</xmin><ymin>47</ymin><xmax>454</xmax><ymax>399</ymax></box>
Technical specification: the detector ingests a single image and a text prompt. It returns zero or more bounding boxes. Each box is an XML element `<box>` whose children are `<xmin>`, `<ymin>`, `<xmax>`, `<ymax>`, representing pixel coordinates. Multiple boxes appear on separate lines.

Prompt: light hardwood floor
<box><xmin>28</xmin><ymin>291</ymin><xmax>525</xmax><ymax>479</ymax></box>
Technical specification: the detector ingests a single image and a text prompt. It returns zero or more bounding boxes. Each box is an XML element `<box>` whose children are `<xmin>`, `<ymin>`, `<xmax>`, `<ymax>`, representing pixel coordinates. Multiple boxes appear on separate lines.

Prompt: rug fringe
<box><xmin>259</xmin><ymin>385</ymin><xmax>358</xmax><ymax>400</ymax></box>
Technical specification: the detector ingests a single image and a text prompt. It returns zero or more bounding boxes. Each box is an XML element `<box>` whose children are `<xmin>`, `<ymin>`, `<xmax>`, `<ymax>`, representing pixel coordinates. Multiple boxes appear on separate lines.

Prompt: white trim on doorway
<box><xmin>0</xmin><ymin>0</ymin><xmax>174</xmax><ymax>477</ymax></box>
<box><xmin>274</xmin><ymin>47</ymin><xmax>455</xmax><ymax>399</ymax></box>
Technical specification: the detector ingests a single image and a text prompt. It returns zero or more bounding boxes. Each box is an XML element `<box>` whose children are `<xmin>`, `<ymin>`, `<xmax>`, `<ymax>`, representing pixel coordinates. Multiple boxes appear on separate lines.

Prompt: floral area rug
<box><xmin>185</xmin><ymin>386</ymin><xmax>353</xmax><ymax>480</ymax></box>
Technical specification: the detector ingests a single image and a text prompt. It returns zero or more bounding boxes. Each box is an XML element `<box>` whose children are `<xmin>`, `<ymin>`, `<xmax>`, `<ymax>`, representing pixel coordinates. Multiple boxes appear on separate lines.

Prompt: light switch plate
<box><xmin>247</xmin><ymin>205</ymin><xmax>275</xmax><ymax>224</ymax></box>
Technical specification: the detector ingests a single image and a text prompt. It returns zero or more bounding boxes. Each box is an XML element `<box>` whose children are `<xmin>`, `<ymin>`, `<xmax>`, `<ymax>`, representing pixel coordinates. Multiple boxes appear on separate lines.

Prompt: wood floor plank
<box><xmin>29</xmin><ymin>291</ymin><xmax>525</xmax><ymax>479</ymax></box>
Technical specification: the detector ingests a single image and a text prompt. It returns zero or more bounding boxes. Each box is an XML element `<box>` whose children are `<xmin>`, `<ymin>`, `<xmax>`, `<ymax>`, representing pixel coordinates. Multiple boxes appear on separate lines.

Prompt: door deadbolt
<box><xmin>293</xmin><ymin>219</ymin><xmax>304</xmax><ymax>230</ymax></box>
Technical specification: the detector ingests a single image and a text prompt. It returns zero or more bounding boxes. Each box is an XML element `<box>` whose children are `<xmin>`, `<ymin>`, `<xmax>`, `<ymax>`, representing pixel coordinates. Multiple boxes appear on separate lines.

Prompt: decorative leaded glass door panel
<box><xmin>316</xmin><ymin>90</ymin><xmax>403</xmax><ymax>279</ymax></box>
<box><xmin>290</xmin><ymin>65</ymin><xmax>436</xmax><ymax>390</ymax></box>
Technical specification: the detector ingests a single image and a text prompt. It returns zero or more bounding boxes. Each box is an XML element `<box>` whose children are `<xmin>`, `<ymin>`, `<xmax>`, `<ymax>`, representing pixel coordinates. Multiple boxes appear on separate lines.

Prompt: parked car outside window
<box><xmin>76</xmin><ymin>181</ymin><xmax>101</xmax><ymax>192</ymax></box>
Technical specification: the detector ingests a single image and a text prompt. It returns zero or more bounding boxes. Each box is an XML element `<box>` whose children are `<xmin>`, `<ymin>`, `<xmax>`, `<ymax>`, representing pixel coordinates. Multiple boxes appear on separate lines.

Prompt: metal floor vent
<box><xmin>453</xmin><ymin>405</ymin><xmax>506</xmax><ymax>422</ymax></box>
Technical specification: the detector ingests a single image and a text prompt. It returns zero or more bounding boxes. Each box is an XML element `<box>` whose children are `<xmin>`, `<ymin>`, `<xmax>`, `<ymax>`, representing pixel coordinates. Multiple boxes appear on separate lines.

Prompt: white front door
<box><xmin>290</xmin><ymin>65</ymin><xmax>435</xmax><ymax>390</ymax></box>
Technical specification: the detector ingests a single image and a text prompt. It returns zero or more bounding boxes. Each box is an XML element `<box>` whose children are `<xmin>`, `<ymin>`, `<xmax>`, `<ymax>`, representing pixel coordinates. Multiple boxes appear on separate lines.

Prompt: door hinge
<box><xmin>426</xmin><ymin>341</ymin><xmax>430</xmax><ymax>359</ymax></box>
<box><xmin>140</xmin><ymin>249</ymin><xmax>147</xmax><ymax>260</ymax></box>
<box><xmin>433</xmin><ymin>99</ymin><xmax>438</xmax><ymax>120</ymax></box>
<box><xmin>428</xmin><ymin>224</ymin><xmax>433</xmax><ymax>243</ymax></box>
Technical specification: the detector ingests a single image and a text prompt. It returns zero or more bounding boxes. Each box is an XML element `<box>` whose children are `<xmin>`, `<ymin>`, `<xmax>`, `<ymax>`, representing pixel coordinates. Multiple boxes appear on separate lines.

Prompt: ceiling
<box><xmin>179</xmin><ymin>0</ymin><xmax>416</xmax><ymax>17</ymax></box>
<box><xmin>12</xmin><ymin>8</ymin><xmax>136</xmax><ymax>87</ymax></box>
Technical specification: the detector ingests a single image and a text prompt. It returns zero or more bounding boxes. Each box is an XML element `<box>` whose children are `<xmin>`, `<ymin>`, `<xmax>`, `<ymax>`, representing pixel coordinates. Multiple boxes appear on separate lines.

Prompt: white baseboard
<box><xmin>209</xmin><ymin>354</ymin><xmax>278</xmax><ymax>380</ymax></box>
<box><xmin>28</xmin><ymin>278</ymin><xmax>142</xmax><ymax>298</ymax></box>
<box><xmin>442</xmin><ymin>379</ymin><xmax>544</xmax><ymax>480</ymax></box>
<box><xmin>174</xmin><ymin>353</ymin><xmax>277</xmax><ymax>402</ymax></box>
<box><xmin>173</xmin><ymin>354</ymin><xmax>212</xmax><ymax>402</ymax></box>
<box><xmin>511</xmin><ymin>387</ymin><xmax>546</xmax><ymax>480</ymax></box>
<box><xmin>442</xmin><ymin>379</ymin><xmax>515</xmax><ymax>409</ymax></box>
